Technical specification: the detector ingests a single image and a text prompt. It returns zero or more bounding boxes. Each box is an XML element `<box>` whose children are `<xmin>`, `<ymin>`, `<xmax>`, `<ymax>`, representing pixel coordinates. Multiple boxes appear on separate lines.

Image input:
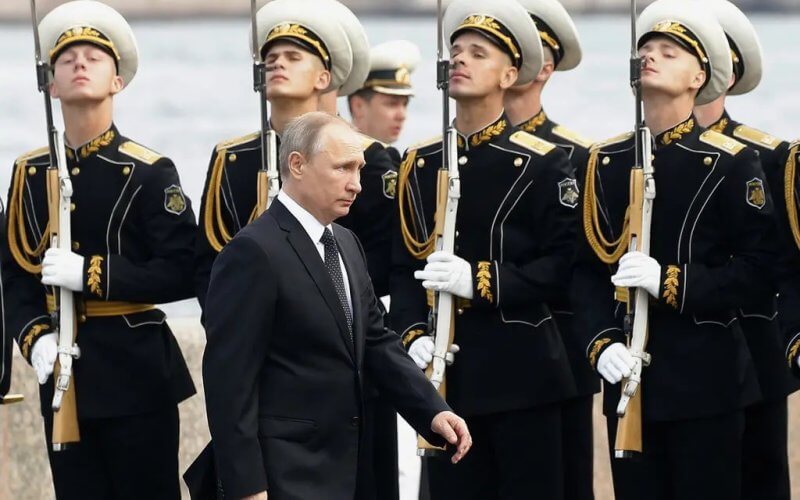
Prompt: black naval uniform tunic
<box><xmin>0</xmin><ymin>200</ymin><xmax>10</xmax><ymax>402</ymax></box>
<box><xmin>1</xmin><ymin>125</ymin><xmax>196</xmax><ymax>500</ymax></box>
<box><xmin>707</xmin><ymin>112</ymin><xmax>799</xmax><ymax>500</ymax></box>
<box><xmin>519</xmin><ymin>109</ymin><xmax>597</xmax><ymax>500</ymax></box>
<box><xmin>392</xmin><ymin>114</ymin><xmax>577</xmax><ymax>499</ymax></box>
<box><xmin>195</xmin><ymin>129</ymin><xmax>400</xmax><ymax>500</ymax></box>
<box><xmin>572</xmin><ymin>117</ymin><xmax>770</xmax><ymax>500</ymax></box>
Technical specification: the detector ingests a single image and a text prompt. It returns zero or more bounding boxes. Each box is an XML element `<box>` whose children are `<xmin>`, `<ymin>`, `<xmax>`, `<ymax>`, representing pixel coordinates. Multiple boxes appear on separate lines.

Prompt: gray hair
<box><xmin>279</xmin><ymin>111</ymin><xmax>353</xmax><ymax>177</ymax></box>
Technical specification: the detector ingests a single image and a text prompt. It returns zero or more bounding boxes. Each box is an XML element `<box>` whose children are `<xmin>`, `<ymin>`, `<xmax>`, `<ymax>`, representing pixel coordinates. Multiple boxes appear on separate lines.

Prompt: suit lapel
<box><xmin>272</xmin><ymin>201</ymin><xmax>355</xmax><ymax>361</ymax></box>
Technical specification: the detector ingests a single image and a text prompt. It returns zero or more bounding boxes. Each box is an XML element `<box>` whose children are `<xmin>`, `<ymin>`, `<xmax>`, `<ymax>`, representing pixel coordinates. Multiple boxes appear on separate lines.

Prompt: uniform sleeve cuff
<box><xmin>402</xmin><ymin>326</ymin><xmax>427</xmax><ymax>349</ymax></box>
<box><xmin>19</xmin><ymin>321</ymin><xmax>53</xmax><ymax>363</ymax></box>
<box><xmin>474</xmin><ymin>260</ymin><xmax>496</xmax><ymax>307</ymax></box>
<box><xmin>659</xmin><ymin>264</ymin><xmax>682</xmax><ymax>310</ymax></box>
<box><xmin>84</xmin><ymin>254</ymin><xmax>107</xmax><ymax>298</ymax></box>
<box><xmin>786</xmin><ymin>332</ymin><xmax>800</xmax><ymax>378</ymax></box>
<box><xmin>586</xmin><ymin>328</ymin><xmax>625</xmax><ymax>371</ymax></box>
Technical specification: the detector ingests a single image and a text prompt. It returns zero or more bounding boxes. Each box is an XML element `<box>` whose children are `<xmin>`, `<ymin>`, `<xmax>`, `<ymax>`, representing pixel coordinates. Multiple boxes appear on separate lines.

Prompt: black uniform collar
<box><xmin>517</xmin><ymin>108</ymin><xmax>549</xmax><ymax>134</ymax></box>
<box><xmin>708</xmin><ymin>110</ymin><xmax>733</xmax><ymax>135</ymax></box>
<box><xmin>655</xmin><ymin>115</ymin><xmax>697</xmax><ymax>148</ymax></box>
<box><xmin>456</xmin><ymin>113</ymin><xmax>510</xmax><ymax>150</ymax></box>
<box><xmin>65</xmin><ymin>123</ymin><xmax>122</xmax><ymax>162</ymax></box>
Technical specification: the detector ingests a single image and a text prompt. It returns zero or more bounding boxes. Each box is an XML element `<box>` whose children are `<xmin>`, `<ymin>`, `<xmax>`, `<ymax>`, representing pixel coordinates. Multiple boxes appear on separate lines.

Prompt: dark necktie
<box><xmin>320</xmin><ymin>228</ymin><xmax>353</xmax><ymax>336</ymax></box>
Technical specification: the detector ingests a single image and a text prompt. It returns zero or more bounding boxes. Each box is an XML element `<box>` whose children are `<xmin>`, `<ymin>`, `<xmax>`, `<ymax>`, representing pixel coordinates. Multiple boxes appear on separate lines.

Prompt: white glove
<box><xmin>408</xmin><ymin>336</ymin><xmax>460</xmax><ymax>370</ymax></box>
<box><xmin>41</xmin><ymin>248</ymin><xmax>85</xmax><ymax>292</ymax></box>
<box><xmin>611</xmin><ymin>251</ymin><xmax>661</xmax><ymax>298</ymax></box>
<box><xmin>596</xmin><ymin>342</ymin><xmax>636</xmax><ymax>384</ymax></box>
<box><xmin>414</xmin><ymin>251</ymin><xmax>474</xmax><ymax>299</ymax></box>
<box><xmin>31</xmin><ymin>333</ymin><xmax>58</xmax><ymax>385</ymax></box>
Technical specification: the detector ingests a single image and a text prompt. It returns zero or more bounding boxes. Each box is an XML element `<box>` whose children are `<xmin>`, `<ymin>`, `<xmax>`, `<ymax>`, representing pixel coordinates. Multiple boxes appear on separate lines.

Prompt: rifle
<box><xmin>0</xmin><ymin>202</ymin><xmax>24</xmax><ymax>405</ymax></box>
<box><xmin>614</xmin><ymin>0</ymin><xmax>654</xmax><ymax>459</ymax></box>
<box><xmin>251</xmin><ymin>0</ymin><xmax>279</xmax><ymax>215</ymax></box>
<box><xmin>417</xmin><ymin>0</ymin><xmax>460</xmax><ymax>457</ymax></box>
<box><xmin>30</xmin><ymin>0</ymin><xmax>81</xmax><ymax>450</ymax></box>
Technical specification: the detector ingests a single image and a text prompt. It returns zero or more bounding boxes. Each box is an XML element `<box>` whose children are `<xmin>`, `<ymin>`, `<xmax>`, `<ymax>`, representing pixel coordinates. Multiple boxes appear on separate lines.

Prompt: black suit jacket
<box><xmin>202</xmin><ymin>199</ymin><xmax>449</xmax><ymax>500</ymax></box>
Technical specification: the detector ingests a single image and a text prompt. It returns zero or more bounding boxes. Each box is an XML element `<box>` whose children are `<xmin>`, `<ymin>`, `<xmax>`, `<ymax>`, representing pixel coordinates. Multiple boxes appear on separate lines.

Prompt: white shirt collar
<box><xmin>277</xmin><ymin>190</ymin><xmax>332</xmax><ymax>244</ymax></box>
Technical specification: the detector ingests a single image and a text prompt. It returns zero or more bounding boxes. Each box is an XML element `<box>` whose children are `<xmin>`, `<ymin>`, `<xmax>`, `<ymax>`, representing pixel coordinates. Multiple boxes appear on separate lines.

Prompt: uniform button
<box><xmin>27</xmin><ymin>166</ymin><xmax>37</xmax><ymax>176</ymax></box>
<box><xmin>122</xmin><ymin>166</ymin><xmax>131</xmax><ymax>176</ymax></box>
<box><xmin>457</xmin><ymin>308</ymin><xmax>464</xmax><ymax>315</ymax></box>
<box><xmin>72</xmin><ymin>241</ymin><xmax>80</xmax><ymax>251</ymax></box>
<box><xmin>416</xmin><ymin>158</ymin><xmax>426</xmax><ymax>168</ymax></box>
<box><xmin>458</xmin><ymin>156</ymin><xmax>468</xmax><ymax>166</ymax></box>
<box><xmin>513</xmin><ymin>157</ymin><xmax>523</xmax><ymax>167</ymax></box>
<box><xmin>602</xmin><ymin>157</ymin><xmax>611</xmax><ymax>166</ymax></box>
<box><xmin>79</xmin><ymin>314</ymin><xmax>87</xmax><ymax>323</ymax></box>
<box><xmin>350</xmin><ymin>417</ymin><xmax>360</xmax><ymax>427</ymax></box>
<box><xmin>70</xmin><ymin>203</ymin><xmax>76</xmax><ymax>212</ymax></box>
<box><xmin>703</xmin><ymin>156</ymin><xmax>713</xmax><ymax>166</ymax></box>
<box><xmin>228</xmin><ymin>153</ymin><xmax>237</xmax><ymax>162</ymax></box>
<box><xmin>455</xmin><ymin>230</ymin><xmax>459</xmax><ymax>238</ymax></box>
<box><xmin>71</xmin><ymin>167</ymin><xmax>80</xmax><ymax>176</ymax></box>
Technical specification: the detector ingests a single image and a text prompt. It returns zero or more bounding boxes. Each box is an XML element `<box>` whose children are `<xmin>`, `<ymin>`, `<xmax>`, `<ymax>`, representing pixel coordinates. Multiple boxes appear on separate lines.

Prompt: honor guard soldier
<box><xmin>783</xmin><ymin>142</ymin><xmax>800</xmax><ymax>377</ymax></box>
<box><xmin>1</xmin><ymin>198</ymin><xmax>22</xmax><ymax>406</ymax></box>
<box><xmin>348</xmin><ymin>40</ymin><xmax>421</xmax><ymax>166</ymax></box>
<box><xmin>392</xmin><ymin>0</ymin><xmax>578</xmax><ymax>497</ymax></box>
<box><xmin>1</xmin><ymin>1</ymin><xmax>196</xmax><ymax>498</ymax></box>
<box><xmin>503</xmin><ymin>2</ymin><xmax>596</xmax><ymax>498</ymax></box>
<box><xmin>693</xmin><ymin>2</ymin><xmax>800</xmax><ymax>498</ymax></box>
<box><xmin>572</xmin><ymin>1</ymin><xmax>772</xmax><ymax>498</ymax></box>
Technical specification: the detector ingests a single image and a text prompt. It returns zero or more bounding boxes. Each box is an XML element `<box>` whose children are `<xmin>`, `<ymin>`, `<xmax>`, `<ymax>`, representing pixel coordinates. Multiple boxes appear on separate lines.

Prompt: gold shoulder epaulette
<box><xmin>699</xmin><ymin>130</ymin><xmax>745</xmax><ymax>156</ymax></box>
<box><xmin>552</xmin><ymin>125</ymin><xmax>594</xmax><ymax>149</ymax></box>
<box><xmin>119</xmin><ymin>141</ymin><xmax>162</xmax><ymax>165</ymax></box>
<box><xmin>591</xmin><ymin>132</ymin><xmax>634</xmax><ymax>151</ymax></box>
<box><xmin>733</xmin><ymin>125</ymin><xmax>781</xmax><ymax>151</ymax></box>
<box><xmin>15</xmin><ymin>146</ymin><xmax>49</xmax><ymax>164</ymax></box>
<box><xmin>215</xmin><ymin>131</ymin><xmax>260</xmax><ymax>152</ymax></box>
<box><xmin>406</xmin><ymin>135</ymin><xmax>442</xmax><ymax>152</ymax></box>
<box><xmin>358</xmin><ymin>132</ymin><xmax>386</xmax><ymax>151</ymax></box>
<box><xmin>509</xmin><ymin>131</ymin><xmax>556</xmax><ymax>156</ymax></box>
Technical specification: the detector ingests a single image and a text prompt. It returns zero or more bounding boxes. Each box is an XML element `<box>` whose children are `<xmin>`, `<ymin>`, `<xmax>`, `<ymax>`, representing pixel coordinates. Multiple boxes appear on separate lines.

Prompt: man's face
<box><xmin>352</xmin><ymin>93</ymin><xmax>409</xmax><ymax>144</ymax></box>
<box><xmin>298</xmin><ymin>123</ymin><xmax>364</xmax><ymax>224</ymax></box>
<box><xmin>264</xmin><ymin>41</ymin><xmax>329</xmax><ymax>101</ymax></box>
<box><xmin>638</xmin><ymin>36</ymin><xmax>706</xmax><ymax>99</ymax></box>
<box><xmin>49</xmin><ymin>43</ymin><xmax>122</xmax><ymax>104</ymax></box>
<box><xmin>449</xmin><ymin>32</ymin><xmax>518</xmax><ymax>99</ymax></box>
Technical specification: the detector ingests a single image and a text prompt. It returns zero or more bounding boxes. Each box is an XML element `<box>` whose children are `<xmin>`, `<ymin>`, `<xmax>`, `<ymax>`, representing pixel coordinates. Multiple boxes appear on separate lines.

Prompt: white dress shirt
<box><xmin>277</xmin><ymin>190</ymin><xmax>353</xmax><ymax>312</ymax></box>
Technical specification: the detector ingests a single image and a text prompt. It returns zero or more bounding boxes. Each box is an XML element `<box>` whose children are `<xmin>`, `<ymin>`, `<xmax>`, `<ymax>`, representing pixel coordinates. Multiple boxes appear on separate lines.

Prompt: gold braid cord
<box><xmin>785</xmin><ymin>145</ymin><xmax>800</xmax><ymax>251</ymax></box>
<box><xmin>398</xmin><ymin>149</ymin><xmax>436</xmax><ymax>259</ymax></box>
<box><xmin>203</xmin><ymin>150</ymin><xmax>235</xmax><ymax>252</ymax></box>
<box><xmin>582</xmin><ymin>148</ymin><xmax>630</xmax><ymax>264</ymax></box>
<box><xmin>8</xmin><ymin>160</ymin><xmax>49</xmax><ymax>273</ymax></box>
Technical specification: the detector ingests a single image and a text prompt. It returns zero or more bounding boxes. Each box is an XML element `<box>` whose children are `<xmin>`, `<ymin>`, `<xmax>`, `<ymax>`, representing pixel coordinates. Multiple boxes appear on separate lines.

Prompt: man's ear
<box><xmin>287</xmin><ymin>151</ymin><xmax>306</xmax><ymax>180</ymax></box>
<box><xmin>535</xmin><ymin>60</ymin><xmax>555</xmax><ymax>84</ymax></box>
<box><xmin>690</xmin><ymin>69</ymin><xmax>707</xmax><ymax>92</ymax></box>
<box><xmin>49</xmin><ymin>80</ymin><xmax>59</xmax><ymax>99</ymax></box>
<box><xmin>499</xmin><ymin>65</ymin><xmax>519</xmax><ymax>90</ymax></box>
<box><xmin>315</xmin><ymin>70</ymin><xmax>332</xmax><ymax>91</ymax></box>
<box><xmin>350</xmin><ymin>95</ymin><xmax>367</xmax><ymax>120</ymax></box>
<box><xmin>110</xmin><ymin>75</ymin><xmax>124</xmax><ymax>95</ymax></box>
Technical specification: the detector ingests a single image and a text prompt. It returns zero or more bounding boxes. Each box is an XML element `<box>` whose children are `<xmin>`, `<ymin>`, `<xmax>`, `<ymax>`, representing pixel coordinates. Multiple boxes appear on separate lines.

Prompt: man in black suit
<box><xmin>202</xmin><ymin>111</ymin><xmax>472</xmax><ymax>500</ymax></box>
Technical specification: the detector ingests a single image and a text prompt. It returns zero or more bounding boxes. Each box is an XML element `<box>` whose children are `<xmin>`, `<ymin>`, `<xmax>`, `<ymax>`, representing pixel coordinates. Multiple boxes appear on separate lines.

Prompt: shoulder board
<box><xmin>552</xmin><ymin>125</ymin><xmax>594</xmax><ymax>149</ymax></box>
<box><xmin>406</xmin><ymin>135</ymin><xmax>442</xmax><ymax>152</ymax></box>
<box><xmin>732</xmin><ymin>125</ymin><xmax>782</xmax><ymax>151</ymax></box>
<box><xmin>699</xmin><ymin>130</ymin><xmax>746</xmax><ymax>156</ymax></box>
<box><xmin>15</xmin><ymin>146</ymin><xmax>49</xmax><ymax>164</ymax></box>
<box><xmin>790</xmin><ymin>139</ymin><xmax>800</xmax><ymax>151</ymax></box>
<box><xmin>119</xmin><ymin>141</ymin><xmax>163</xmax><ymax>165</ymax></box>
<box><xmin>509</xmin><ymin>131</ymin><xmax>556</xmax><ymax>156</ymax></box>
<box><xmin>358</xmin><ymin>132</ymin><xmax>387</xmax><ymax>151</ymax></box>
<box><xmin>592</xmin><ymin>132</ymin><xmax>634</xmax><ymax>151</ymax></box>
<box><xmin>215</xmin><ymin>131</ymin><xmax>260</xmax><ymax>152</ymax></box>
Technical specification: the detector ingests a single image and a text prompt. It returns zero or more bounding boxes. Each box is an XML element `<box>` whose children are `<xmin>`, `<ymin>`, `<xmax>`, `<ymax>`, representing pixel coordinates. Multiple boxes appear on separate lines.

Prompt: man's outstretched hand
<box><xmin>431</xmin><ymin>411</ymin><xmax>472</xmax><ymax>464</ymax></box>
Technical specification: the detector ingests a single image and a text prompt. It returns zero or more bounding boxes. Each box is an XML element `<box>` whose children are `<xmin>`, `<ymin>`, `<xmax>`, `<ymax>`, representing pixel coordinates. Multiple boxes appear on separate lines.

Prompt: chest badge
<box><xmin>382</xmin><ymin>170</ymin><xmax>398</xmax><ymax>199</ymax></box>
<box><xmin>745</xmin><ymin>178</ymin><xmax>766</xmax><ymax>210</ymax></box>
<box><xmin>558</xmin><ymin>178</ymin><xmax>580</xmax><ymax>208</ymax></box>
<box><xmin>747</xmin><ymin>177</ymin><xmax>767</xmax><ymax>210</ymax></box>
<box><xmin>164</xmin><ymin>184</ymin><xmax>187</xmax><ymax>215</ymax></box>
